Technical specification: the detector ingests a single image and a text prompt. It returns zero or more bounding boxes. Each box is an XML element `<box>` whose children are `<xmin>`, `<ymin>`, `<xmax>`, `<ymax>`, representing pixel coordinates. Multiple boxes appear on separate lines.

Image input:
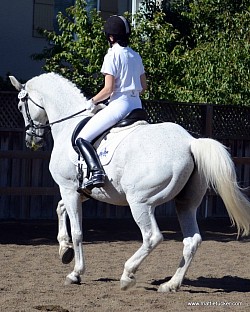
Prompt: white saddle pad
<box><xmin>68</xmin><ymin>121</ymin><xmax>147</xmax><ymax>169</ymax></box>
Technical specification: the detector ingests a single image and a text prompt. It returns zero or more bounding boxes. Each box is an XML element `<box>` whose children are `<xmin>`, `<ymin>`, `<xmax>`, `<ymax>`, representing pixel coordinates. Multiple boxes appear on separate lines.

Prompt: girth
<box><xmin>71</xmin><ymin>108</ymin><xmax>148</xmax><ymax>149</ymax></box>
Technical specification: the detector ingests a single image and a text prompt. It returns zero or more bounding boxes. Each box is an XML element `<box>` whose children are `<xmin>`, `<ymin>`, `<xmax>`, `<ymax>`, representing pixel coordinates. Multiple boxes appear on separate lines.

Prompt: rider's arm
<box><xmin>92</xmin><ymin>74</ymin><xmax>114</xmax><ymax>104</ymax></box>
<box><xmin>140</xmin><ymin>73</ymin><xmax>147</xmax><ymax>95</ymax></box>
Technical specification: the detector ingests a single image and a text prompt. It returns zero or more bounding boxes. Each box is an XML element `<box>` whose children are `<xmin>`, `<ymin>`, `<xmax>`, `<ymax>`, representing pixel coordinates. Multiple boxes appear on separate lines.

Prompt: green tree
<box><xmin>135</xmin><ymin>0</ymin><xmax>250</xmax><ymax>105</ymax></box>
<box><xmin>129</xmin><ymin>11</ymin><xmax>180</xmax><ymax>100</ymax></box>
<box><xmin>34</xmin><ymin>0</ymin><xmax>250</xmax><ymax>105</ymax></box>
<box><xmin>33</xmin><ymin>0</ymin><xmax>106</xmax><ymax>96</ymax></box>
<box><xmin>172</xmin><ymin>0</ymin><xmax>250</xmax><ymax>104</ymax></box>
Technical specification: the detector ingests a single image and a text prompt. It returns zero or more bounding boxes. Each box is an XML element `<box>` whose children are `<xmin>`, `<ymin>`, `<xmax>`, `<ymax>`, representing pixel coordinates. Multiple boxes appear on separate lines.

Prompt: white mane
<box><xmin>26</xmin><ymin>72</ymin><xmax>88</xmax><ymax>111</ymax></box>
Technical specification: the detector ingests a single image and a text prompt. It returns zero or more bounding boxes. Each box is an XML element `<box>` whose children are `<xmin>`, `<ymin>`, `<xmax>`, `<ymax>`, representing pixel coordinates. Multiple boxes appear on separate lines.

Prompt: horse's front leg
<box><xmin>56</xmin><ymin>199</ymin><xmax>74</xmax><ymax>264</ymax></box>
<box><xmin>60</xmin><ymin>188</ymin><xmax>85</xmax><ymax>285</ymax></box>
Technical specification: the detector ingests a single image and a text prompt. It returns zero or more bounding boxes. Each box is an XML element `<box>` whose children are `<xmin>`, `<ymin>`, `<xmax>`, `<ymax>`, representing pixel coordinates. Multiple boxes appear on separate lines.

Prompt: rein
<box><xmin>18</xmin><ymin>89</ymin><xmax>87</xmax><ymax>135</ymax></box>
<box><xmin>47</xmin><ymin>108</ymin><xmax>87</xmax><ymax>128</ymax></box>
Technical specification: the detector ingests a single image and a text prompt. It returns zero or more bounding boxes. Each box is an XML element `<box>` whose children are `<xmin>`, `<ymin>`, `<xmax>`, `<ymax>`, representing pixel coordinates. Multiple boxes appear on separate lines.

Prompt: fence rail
<box><xmin>0</xmin><ymin>92</ymin><xmax>249</xmax><ymax>219</ymax></box>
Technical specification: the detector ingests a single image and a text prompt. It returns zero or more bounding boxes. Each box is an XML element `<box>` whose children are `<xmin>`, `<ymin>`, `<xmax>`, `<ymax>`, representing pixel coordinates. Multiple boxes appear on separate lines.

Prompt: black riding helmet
<box><xmin>104</xmin><ymin>15</ymin><xmax>131</xmax><ymax>47</ymax></box>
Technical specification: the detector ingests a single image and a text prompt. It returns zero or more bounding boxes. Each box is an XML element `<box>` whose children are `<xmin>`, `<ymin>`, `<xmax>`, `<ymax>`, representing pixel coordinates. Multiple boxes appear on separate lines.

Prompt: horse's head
<box><xmin>9</xmin><ymin>76</ymin><xmax>48</xmax><ymax>150</ymax></box>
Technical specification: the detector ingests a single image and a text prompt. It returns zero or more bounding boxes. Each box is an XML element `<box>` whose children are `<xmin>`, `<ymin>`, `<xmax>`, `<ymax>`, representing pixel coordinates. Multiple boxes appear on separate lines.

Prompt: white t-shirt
<box><xmin>101</xmin><ymin>43</ymin><xmax>145</xmax><ymax>93</ymax></box>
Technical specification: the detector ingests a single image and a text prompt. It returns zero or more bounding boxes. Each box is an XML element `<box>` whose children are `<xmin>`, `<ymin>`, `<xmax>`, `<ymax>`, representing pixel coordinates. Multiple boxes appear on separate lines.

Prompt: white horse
<box><xmin>10</xmin><ymin>73</ymin><xmax>250</xmax><ymax>292</ymax></box>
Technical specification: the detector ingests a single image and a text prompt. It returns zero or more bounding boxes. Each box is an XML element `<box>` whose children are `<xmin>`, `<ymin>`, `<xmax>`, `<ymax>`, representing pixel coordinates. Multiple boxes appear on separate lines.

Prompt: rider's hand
<box><xmin>86</xmin><ymin>99</ymin><xmax>95</xmax><ymax>111</ymax></box>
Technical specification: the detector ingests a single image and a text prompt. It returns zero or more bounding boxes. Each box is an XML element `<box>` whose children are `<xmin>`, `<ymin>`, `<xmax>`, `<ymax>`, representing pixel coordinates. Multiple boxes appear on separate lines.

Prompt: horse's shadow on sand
<box><xmin>149</xmin><ymin>275</ymin><xmax>250</xmax><ymax>293</ymax></box>
<box><xmin>94</xmin><ymin>275</ymin><xmax>250</xmax><ymax>293</ymax></box>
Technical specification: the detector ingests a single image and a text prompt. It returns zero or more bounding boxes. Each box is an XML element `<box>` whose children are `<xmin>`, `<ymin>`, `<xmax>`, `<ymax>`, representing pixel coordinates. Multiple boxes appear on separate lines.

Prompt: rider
<box><xmin>76</xmin><ymin>15</ymin><xmax>147</xmax><ymax>192</ymax></box>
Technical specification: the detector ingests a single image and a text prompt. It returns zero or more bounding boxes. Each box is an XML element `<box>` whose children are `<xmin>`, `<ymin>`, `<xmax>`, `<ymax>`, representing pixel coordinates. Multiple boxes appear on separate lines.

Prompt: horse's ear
<box><xmin>9</xmin><ymin>76</ymin><xmax>23</xmax><ymax>91</ymax></box>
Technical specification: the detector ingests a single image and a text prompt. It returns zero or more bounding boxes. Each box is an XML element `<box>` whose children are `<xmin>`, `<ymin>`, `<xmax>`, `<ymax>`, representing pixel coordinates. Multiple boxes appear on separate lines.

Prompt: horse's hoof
<box><xmin>61</xmin><ymin>247</ymin><xmax>74</xmax><ymax>264</ymax></box>
<box><xmin>158</xmin><ymin>283</ymin><xmax>177</xmax><ymax>293</ymax></box>
<box><xmin>64</xmin><ymin>275</ymin><xmax>81</xmax><ymax>286</ymax></box>
<box><xmin>120</xmin><ymin>275</ymin><xmax>136</xmax><ymax>291</ymax></box>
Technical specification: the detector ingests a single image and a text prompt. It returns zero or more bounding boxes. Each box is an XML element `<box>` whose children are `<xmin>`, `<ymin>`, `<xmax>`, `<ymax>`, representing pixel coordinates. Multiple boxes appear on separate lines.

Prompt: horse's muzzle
<box><xmin>25</xmin><ymin>136</ymin><xmax>44</xmax><ymax>151</ymax></box>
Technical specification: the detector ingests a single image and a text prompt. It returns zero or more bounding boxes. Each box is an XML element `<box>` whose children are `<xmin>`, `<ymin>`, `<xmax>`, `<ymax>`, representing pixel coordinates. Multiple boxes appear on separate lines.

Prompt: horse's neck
<box><xmin>31</xmin><ymin>74</ymin><xmax>90</xmax><ymax>136</ymax></box>
<box><xmin>44</xmin><ymin>89</ymin><xmax>87</xmax><ymax>126</ymax></box>
<box><xmin>40</xmin><ymin>95</ymin><xmax>85</xmax><ymax>148</ymax></box>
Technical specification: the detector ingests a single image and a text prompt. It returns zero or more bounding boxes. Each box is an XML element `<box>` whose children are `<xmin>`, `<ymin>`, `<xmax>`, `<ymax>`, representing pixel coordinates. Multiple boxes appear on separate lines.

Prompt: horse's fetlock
<box><xmin>56</xmin><ymin>200</ymin><xmax>65</xmax><ymax>214</ymax></box>
<box><xmin>154</xmin><ymin>232</ymin><xmax>164</xmax><ymax>244</ymax></box>
<box><xmin>58</xmin><ymin>235</ymin><xmax>70</xmax><ymax>244</ymax></box>
<box><xmin>194</xmin><ymin>233</ymin><xmax>202</xmax><ymax>246</ymax></box>
<box><xmin>78</xmin><ymin>267</ymin><xmax>86</xmax><ymax>275</ymax></box>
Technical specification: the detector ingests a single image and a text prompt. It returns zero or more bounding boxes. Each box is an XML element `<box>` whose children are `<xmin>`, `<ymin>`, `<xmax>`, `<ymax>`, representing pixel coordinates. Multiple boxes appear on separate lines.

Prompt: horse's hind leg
<box><xmin>120</xmin><ymin>202</ymin><xmax>163</xmax><ymax>290</ymax></box>
<box><xmin>158</xmin><ymin>207</ymin><xmax>201</xmax><ymax>292</ymax></box>
<box><xmin>158</xmin><ymin>170</ymin><xmax>206</xmax><ymax>292</ymax></box>
<box><xmin>57</xmin><ymin>200</ymin><xmax>74</xmax><ymax>264</ymax></box>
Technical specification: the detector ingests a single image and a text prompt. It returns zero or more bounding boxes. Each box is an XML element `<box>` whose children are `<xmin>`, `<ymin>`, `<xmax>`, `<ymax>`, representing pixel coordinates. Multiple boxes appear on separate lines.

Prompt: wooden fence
<box><xmin>0</xmin><ymin>92</ymin><xmax>249</xmax><ymax>219</ymax></box>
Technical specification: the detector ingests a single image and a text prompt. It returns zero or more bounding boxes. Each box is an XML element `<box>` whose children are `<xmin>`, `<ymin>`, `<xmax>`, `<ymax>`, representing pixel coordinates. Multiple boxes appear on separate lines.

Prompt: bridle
<box><xmin>18</xmin><ymin>88</ymin><xmax>87</xmax><ymax>140</ymax></box>
<box><xmin>18</xmin><ymin>89</ymin><xmax>48</xmax><ymax>139</ymax></box>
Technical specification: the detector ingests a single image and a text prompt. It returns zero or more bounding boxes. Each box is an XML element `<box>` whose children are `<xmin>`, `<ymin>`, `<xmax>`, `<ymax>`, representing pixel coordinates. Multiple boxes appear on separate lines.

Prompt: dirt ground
<box><xmin>0</xmin><ymin>217</ymin><xmax>249</xmax><ymax>312</ymax></box>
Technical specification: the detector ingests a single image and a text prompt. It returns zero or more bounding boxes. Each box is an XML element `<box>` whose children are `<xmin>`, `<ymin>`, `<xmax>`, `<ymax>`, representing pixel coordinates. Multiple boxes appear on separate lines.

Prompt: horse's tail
<box><xmin>191</xmin><ymin>138</ymin><xmax>250</xmax><ymax>237</ymax></box>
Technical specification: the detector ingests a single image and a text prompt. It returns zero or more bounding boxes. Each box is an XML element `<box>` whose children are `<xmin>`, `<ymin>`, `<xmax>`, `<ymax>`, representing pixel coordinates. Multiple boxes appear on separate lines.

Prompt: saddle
<box><xmin>71</xmin><ymin>108</ymin><xmax>148</xmax><ymax>150</ymax></box>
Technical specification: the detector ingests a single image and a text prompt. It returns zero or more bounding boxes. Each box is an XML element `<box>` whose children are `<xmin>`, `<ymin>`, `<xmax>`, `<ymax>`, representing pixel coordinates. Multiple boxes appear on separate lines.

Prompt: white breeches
<box><xmin>77</xmin><ymin>91</ymin><xmax>142</xmax><ymax>142</ymax></box>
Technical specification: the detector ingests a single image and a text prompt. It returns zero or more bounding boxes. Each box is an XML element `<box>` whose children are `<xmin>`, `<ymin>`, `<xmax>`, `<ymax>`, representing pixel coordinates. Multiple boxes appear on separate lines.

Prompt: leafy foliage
<box><xmin>129</xmin><ymin>12</ymin><xmax>180</xmax><ymax>100</ymax></box>
<box><xmin>32</xmin><ymin>0</ymin><xmax>250</xmax><ymax>105</ymax></box>
<box><xmin>174</xmin><ymin>1</ymin><xmax>250</xmax><ymax>104</ymax></box>
<box><xmin>136</xmin><ymin>0</ymin><xmax>250</xmax><ymax>104</ymax></box>
<box><xmin>33</xmin><ymin>0</ymin><xmax>106</xmax><ymax>96</ymax></box>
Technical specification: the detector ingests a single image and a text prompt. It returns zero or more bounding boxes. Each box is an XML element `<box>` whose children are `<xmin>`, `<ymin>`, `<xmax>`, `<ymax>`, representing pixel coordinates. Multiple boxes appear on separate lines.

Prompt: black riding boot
<box><xmin>76</xmin><ymin>138</ymin><xmax>105</xmax><ymax>192</ymax></box>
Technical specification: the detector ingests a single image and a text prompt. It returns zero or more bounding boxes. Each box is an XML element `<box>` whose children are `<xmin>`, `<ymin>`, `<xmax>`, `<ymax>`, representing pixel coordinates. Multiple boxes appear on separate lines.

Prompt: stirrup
<box><xmin>77</xmin><ymin>171</ymin><xmax>105</xmax><ymax>192</ymax></box>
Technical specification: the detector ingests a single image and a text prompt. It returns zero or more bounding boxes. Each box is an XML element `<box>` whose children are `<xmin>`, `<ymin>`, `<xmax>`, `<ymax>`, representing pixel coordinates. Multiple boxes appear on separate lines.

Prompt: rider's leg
<box><xmin>76</xmin><ymin>93</ymin><xmax>142</xmax><ymax>191</ymax></box>
<box><xmin>77</xmin><ymin>92</ymin><xmax>142</xmax><ymax>142</ymax></box>
<box><xmin>76</xmin><ymin>138</ymin><xmax>106</xmax><ymax>191</ymax></box>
